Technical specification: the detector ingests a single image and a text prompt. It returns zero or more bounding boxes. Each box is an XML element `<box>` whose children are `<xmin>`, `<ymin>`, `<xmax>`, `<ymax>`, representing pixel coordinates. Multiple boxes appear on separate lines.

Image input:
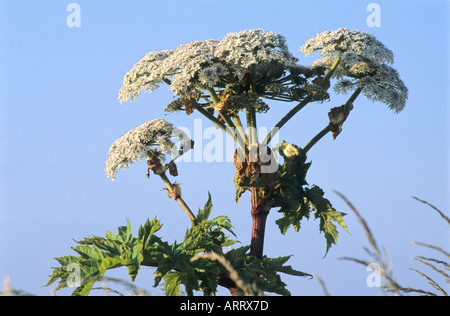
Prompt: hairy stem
<box><xmin>246</xmin><ymin>106</ymin><xmax>257</xmax><ymax>145</ymax></box>
<box><xmin>249</xmin><ymin>188</ymin><xmax>270</xmax><ymax>259</ymax></box>
<box><xmin>159</xmin><ymin>172</ymin><xmax>198</xmax><ymax>225</ymax></box>
<box><xmin>245</xmin><ymin>100</ymin><xmax>269</xmax><ymax>259</ymax></box>
<box><xmin>303</xmin><ymin>124</ymin><xmax>333</xmax><ymax>154</ymax></box>
<box><xmin>302</xmin><ymin>87</ymin><xmax>362</xmax><ymax>154</ymax></box>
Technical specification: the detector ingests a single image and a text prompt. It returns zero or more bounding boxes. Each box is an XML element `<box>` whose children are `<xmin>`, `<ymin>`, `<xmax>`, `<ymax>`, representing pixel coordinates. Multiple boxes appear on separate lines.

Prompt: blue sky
<box><xmin>0</xmin><ymin>0</ymin><xmax>448</xmax><ymax>296</ymax></box>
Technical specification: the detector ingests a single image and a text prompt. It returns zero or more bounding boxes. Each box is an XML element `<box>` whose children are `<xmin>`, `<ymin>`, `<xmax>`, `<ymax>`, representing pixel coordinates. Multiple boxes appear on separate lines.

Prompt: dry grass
<box><xmin>191</xmin><ymin>252</ymin><xmax>263</xmax><ymax>296</ymax></box>
<box><xmin>334</xmin><ymin>191</ymin><xmax>449</xmax><ymax>296</ymax></box>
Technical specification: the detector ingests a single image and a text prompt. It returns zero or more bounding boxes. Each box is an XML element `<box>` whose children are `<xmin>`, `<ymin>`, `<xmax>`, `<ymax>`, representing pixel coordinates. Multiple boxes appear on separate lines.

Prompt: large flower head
<box><xmin>333</xmin><ymin>60</ymin><xmax>408</xmax><ymax>113</ymax></box>
<box><xmin>105</xmin><ymin>119</ymin><xmax>190</xmax><ymax>180</ymax></box>
<box><xmin>118</xmin><ymin>50</ymin><xmax>174</xmax><ymax>103</ymax></box>
<box><xmin>300</xmin><ymin>28</ymin><xmax>393</xmax><ymax>65</ymax></box>
<box><xmin>160</xmin><ymin>39</ymin><xmax>228</xmax><ymax>94</ymax></box>
<box><xmin>117</xmin><ymin>29</ymin><xmax>319</xmax><ymax>106</ymax></box>
<box><xmin>117</xmin><ymin>28</ymin><xmax>406</xmax><ymax>113</ymax></box>
<box><xmin>215</xmin><ymin>29</ymin><xmax>298</xmax><ymax>81</ymax></box>
<box><xmin>300</xmin><ymin>28</ymin><xmax>407</xmax><ymax>112</ymax></box>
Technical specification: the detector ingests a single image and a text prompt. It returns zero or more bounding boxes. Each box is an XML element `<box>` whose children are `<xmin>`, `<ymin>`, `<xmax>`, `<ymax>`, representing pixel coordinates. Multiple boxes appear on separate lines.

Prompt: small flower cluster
<box><xmin>300</xmin><ymin>28</ymin><xmax>407</xmax><ymax>112</ymax></box>
<box><xmin>105</xmin><ymin>119</ymin><xmax>190</xmax><ymax>180</ymax></box>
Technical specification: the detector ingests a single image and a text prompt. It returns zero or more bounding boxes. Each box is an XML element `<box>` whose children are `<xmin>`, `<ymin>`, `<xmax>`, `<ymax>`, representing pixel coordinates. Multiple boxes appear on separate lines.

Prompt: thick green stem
<box><xmin>262</xmin><ymin>98</ymin><xmax>309</xmax><ymax>146</ymax></box>
<box><xmin>205</xmin><ymin>87</ymin><xmax>247</xmax><ymax>151</ymax></box>
<box><xmin>233</xmin><ymin>115</ymin><xmax>249</xmax><ymax>146</ymax></box>
<box><xmin>320</xmin><ymin>54</ymin><xmax>342</xmax><ymax>88</ymax></box>
<box><xmin>347</xmin><ymin>87</ymin><xmax>363</xmax><ymax>104</ymax></box>
<box><xmin>246</xmin><ymin>107</ymin><xmax>257</xmax><ymax>145</ymax></box>
<box><xmin>205</xmin><ymin>88</ymin><xmax>236</xmax><ymax>130</ymax></box>
<box><xmin>205</xmin><ymin>87</ymin><xmax>220</xmax><ymax>104</ymax></box>
<box><xmin>223</xmin><ymin>114</ymin><xmax>247</xmax><ymax>152</ymax></box>
<box><xmin>303</xmin><ymin>124</ymin><xmax>333</xmax><ymax>154</ymax></box>
<box><xmin>194</xmin><ymin>104</ymin><xmax>227</xmax><ymax>132</ymax></box>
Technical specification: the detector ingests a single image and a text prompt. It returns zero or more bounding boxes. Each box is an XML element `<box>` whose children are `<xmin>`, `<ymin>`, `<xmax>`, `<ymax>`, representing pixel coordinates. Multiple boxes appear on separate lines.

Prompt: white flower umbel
<box><xmin>331</xmin><ymin>57</ymin><xmax>408</xmax><ymax>113</ymax></box>
<box><xmin>118</xmin><ymin>50</ymin><xmax>174</xmax><ymax>103</ymax></box>
<box><xmin>300</xmin><ymin>28</ymin><xmax>393</xmax><ymax>65</ymax></box>
<box><xmin>117</xmin><ymin>28</ymin><xmax>405</xmax><ymax>113</ymax></box>
<box><xmin>312</xmin><ymin>53</ymin><xmax>379</xmax><ymax>80</ymax></box>
<box><xmin>302</xmin><ymin>28</ymin><xmax>407</xmax><ymax>112</ymax></box>
<box><xmin>105</xmin><ymin>119</ymin><xmax>190</xmax><ymax>180</ymax></box>
<box><xmin>216</xmin><ymin>29</ymin><xmax>297</xmax><ymax>81</ymax></box>
<box><xmin>357</xmin><ymin>64</ymin><xmax>408</xmax><ymax>113</ymax></box>
<box><xmin>117</xmin><ymin>29</ymin><xmax>310</xmax><ymax>103</ymax></box>
<box><xmin>161</xmin><ymin>39</ymin><xmax>228</xmax><ymax>94</ymax></box>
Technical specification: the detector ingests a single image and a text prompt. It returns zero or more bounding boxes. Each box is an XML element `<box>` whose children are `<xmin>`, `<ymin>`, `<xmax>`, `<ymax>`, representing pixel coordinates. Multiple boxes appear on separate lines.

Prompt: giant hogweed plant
<box><xmin>47</xmin><ymin>29</ymin><xmax>407</xmax><ymax>296</ymax></box>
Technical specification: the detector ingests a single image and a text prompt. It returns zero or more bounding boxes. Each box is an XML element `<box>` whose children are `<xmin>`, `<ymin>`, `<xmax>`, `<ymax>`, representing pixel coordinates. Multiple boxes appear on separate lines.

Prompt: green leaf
<box><xmin>230</xmin><ymin>253</ymin><xmax>311</xmax><ymax>296</ymax></box>
<box><xmin>138</xmin><ymin>217</ymin><xmax>163</xmax><ymax>244</ymax></box>
<box><xmin>114</xmin><ymin>219</ymin><xmax>135</xmax><ymax>244</ymax></box>
<box><xmin>98</xmin><ymin>257</ymin><xmax>123</xmax><ymax>275</ymax></box>
<box><xmin>328</xmin><ymin>210</ymin><xmax>349</xmax><ymax>233</ymax></box>
<box><xmin>197</xmin><ymin>192</ymin><xmax>213</xmax><ymax>223</ymax></box>
<box><xmin>123</xmin><ymin>242</ymin><xmax>144</xmax><ymax>281</ymax></box>
<box><xmin>224</xmin><ymin>246</ymin><xmax>251</xmax><ymax>263</ymax></box>
<box><xmin>164</xmin><ymin>272</ymin><xmax>182</xmax><ymax>296</ymax></box>
<box><xmin>275</xmin><ymin>216</ymin><xmax>292</xmax><ymax>235</ymax></box>
<box><xmin>317</xmin><ymin>209</ymin><xmax>349</xmax><ymax>256</ymax></box>
<box><xmin>306</xmin><ymin>185</ymin><xmax>349</xmax><ymax>255</ymax></box>
<box><xmin>273</xmin><ymin>158</ymin><xmax>349</xmax><ymax>255</ymax></box>
<box><xmin>71</xmin><ymin>245</ymin><xmax>108</xmax><ymax>260</ymax></box>
<box><xmin>277</xmin><ymin>264</ymin><xmax>312</xmax><ymax>278</ymax></box>
<box><xmin>47</xmin><ymin>219</ymin><xmax>153</xmax><ymax>295</ymax></box>
<box><xmin>72</xmin><ymin>280</ymin><xmax>95</xmax><ymax>297</ymax></box>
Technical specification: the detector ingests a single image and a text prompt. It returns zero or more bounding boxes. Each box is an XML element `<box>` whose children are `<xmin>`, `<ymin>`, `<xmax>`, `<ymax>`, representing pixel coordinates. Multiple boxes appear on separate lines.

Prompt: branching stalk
<box><xmin>303</xmin><ymin>87</ymin><xmax>362</xmax><ymax>153</ymax></box>
<box><xmin>206</xmin><ymin>87</ymin><xmax>247</xmax><ymax>151</ymax></box>
<box><xmin>303</xmin><ymin>124</ymin><xmax>333</xmax><ymax>154</ymax></box>
<box><xmin>347</xmin><ymin>87</ymin><xmax>363</xmax><ymax>103</ymax></box>
<box><xmin>193</xmin><ymin>104</ymin><xmax>228</xmax><ymax>132</ymax></box>
<box><xmin>262</xmin><ymin>54</ymin><xmax>342</xmax><ymax>146</ymax></box>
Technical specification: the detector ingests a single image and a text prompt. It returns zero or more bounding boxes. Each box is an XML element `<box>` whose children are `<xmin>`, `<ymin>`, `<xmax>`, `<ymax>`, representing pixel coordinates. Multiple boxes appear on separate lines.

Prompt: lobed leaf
<box><xmin>273</xmin><ymin>142</ymin><xmax>349</xmax><ymax>255</ymax></box>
